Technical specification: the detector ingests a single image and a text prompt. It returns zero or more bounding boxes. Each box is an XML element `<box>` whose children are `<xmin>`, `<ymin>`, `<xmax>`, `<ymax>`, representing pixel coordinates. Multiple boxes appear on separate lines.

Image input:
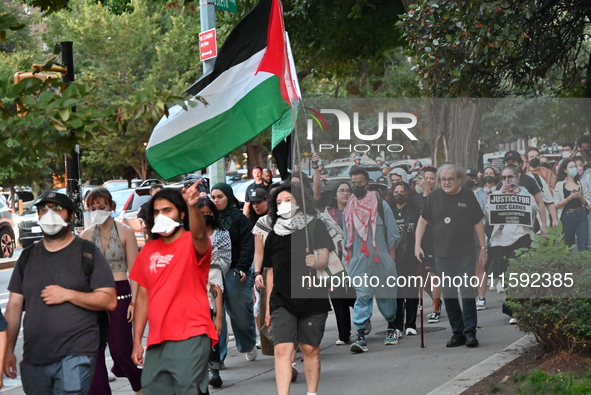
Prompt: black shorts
<box><xmin>421</xmin><ymin>255</ymin><xmax>437</xmax><ymax>276</ymax></box>
<box><xmin>271</xmin><ymin>307</ymin><xmax>328</xmax><ymax>348</ymax></box>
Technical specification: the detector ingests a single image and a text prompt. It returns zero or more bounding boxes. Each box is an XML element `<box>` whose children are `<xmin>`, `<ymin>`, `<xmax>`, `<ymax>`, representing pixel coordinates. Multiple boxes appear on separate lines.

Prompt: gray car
<box><xmin>0</xmin><ymin>199</ymin><xmax>16</xmax><ymax>258</ymax></box>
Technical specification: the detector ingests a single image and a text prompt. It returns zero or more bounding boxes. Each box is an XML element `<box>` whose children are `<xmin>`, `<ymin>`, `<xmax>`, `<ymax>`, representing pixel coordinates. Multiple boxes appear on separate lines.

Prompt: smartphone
<box><xmin>509</xmin><ymin>183</ymin><xmax>516</xmax><ymax>189</ymax></box>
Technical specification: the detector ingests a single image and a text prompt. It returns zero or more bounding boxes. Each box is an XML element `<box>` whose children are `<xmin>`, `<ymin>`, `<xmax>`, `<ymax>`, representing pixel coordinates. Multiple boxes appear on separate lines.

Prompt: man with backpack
<box><xmin>345</xmin><ymin>167</ymin><xmax>400</xmax><ymax>353</ymax></box>
<box><xmin>3</xmin><ymin>192</ymin><xmax>117</xmax><ymax>394</ymax></box>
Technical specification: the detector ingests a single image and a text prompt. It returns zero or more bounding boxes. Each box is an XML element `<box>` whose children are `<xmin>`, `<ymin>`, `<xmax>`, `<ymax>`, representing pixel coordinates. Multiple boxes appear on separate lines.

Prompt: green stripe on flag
<box><xmin>271</xmin><ymin>101</ymin><xmax>299</xmax><ymax>149</ymax></box>
<box><xmin>147</xmin><ymin>76</ymin><xmax>289</xmax><ymax>180</ymax></box>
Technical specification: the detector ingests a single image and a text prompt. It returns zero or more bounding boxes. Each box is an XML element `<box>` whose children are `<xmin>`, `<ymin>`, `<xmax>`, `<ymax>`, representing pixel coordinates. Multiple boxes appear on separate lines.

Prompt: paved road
<box><xmin>1</xmin><ymin>286</ymin><xmax>526</xmax><ymax>394</ymax></box>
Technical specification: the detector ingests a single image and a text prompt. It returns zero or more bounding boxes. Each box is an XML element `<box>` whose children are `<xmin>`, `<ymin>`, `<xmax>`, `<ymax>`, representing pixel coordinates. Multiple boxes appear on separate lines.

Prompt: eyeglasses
<box><xmin>38</xmin><ymin>204</ymin><xmax>63</xmax><ymax>214</ymax></box>
<box><xmin>440</xmin><ymin>177</ymin><xmax>458</xmax><ymax>183</ymax></box>
<box><xmin>337</xmin><ymin>189</ymin><xmax>351</xmax><ymax>194</ymax></box>
<box><xmin>501</xmin><ymin>176</ymin><xmax>515</xmax><ymax>181</ymax></box>
<box><xmin>350</xmin><ymin>182</ymin><xmax>367</xmax><ymax>187</ymax></box>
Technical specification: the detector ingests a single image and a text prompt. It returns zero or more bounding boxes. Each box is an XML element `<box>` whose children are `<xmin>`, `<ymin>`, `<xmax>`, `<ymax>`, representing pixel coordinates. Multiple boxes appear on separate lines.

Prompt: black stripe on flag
<box><xmin>185</xmin><ymin>0</ymin><xmax>272</xmax><ymax>96</ymax></box>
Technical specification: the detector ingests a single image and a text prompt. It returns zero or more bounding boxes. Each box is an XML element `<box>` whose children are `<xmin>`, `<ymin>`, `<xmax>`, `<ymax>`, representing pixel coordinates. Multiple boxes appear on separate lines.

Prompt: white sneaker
<box><xmin>245</xmin><ymin>347</ymin><xmax>257</xmax><ymax>361</ymax></box>
<box><xmin>509</xmin><ymin>318</ymin><xmax>518</xmax><ymax>325</ymax></box>
<box><xmin>406</xmin><ymin>328</ymin><xmax>417</xmax><ymax>336</ymax></box>
<box><xmin>496</xmin><ymin>281</ymin><xmax>505</xmax><ymax>294</ymax></box>
<box><xmin>335</xmin><ymin>339</ymin><xmax>348</xmax><ymax>345</ymax></box>
<box><xmin>476</xmin><ymin>298</ymin><xmax>487</xmax><ymax>311</ymax></box>
<box><xmin>396</xmin><ymin>329</ymin><xmax>403</xmax><ymax>339</ymax></box>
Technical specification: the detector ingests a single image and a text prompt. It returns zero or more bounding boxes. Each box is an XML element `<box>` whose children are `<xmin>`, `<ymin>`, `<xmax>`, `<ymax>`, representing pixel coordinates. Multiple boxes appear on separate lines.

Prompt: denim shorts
<box><xmin>21</xmin><ymin>354</ymin><xmax>96</xmax><ymax>394</ymax></box>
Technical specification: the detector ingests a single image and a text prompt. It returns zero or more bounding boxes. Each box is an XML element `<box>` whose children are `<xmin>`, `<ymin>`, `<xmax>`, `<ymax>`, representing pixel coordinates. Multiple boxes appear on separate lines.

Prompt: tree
<box><xmin>399</xmin><ymin>0</ymin><xmax>591</xmax><ymax>165</ymax></box>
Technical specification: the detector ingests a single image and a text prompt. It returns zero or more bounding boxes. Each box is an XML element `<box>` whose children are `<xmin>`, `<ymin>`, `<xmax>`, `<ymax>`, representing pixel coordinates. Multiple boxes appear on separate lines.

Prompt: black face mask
<box><xmin>393</xmin><ymin>194</ymin><xmax>407</xmax><ymax>204</ymax></box>
<box><xmin>352</xmin><ymin>186</ymin><xmax>367</xmax><ymax>199</ymax></box>
<box><xmin>464</xmin><ymin>180</ymin><xmax>475</xmax><ymax>190</ymax></box>
<box><xmin>484</xmin><ymin>175</ymin><xmax>496</xmax><ymax>185</ymax></box>
<box><xmin>529</xmin><ymin>158</ymin><xmax>540</xmax><ymax>168</ymax></box>
<box><xmin>203</xmin><ymin>215</ymin><xmax>215</xmax><ymax>228</ymax></box>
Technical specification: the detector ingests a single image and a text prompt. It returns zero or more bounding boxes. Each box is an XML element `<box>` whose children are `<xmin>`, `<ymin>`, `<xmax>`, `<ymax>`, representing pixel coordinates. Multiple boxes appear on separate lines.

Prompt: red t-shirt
<box><xmin>130</xmin><ymin>231</ymin><xmax>218</xmax><ymax>347</ymax></box>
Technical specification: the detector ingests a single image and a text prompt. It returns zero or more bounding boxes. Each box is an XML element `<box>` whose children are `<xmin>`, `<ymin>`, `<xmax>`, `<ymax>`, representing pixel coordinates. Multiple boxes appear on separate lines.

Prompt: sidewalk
<box><xmin>1</xmin><ymin>290</ymin><xmax>528</xmax><ymax>394</ymax></box>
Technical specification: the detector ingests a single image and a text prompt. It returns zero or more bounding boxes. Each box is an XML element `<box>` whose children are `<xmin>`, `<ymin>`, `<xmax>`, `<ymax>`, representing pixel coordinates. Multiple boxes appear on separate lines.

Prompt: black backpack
<box><xmin>16</xmin><ymin>239</ymin><xmax>110</xmax><ymax>348</ymax></box>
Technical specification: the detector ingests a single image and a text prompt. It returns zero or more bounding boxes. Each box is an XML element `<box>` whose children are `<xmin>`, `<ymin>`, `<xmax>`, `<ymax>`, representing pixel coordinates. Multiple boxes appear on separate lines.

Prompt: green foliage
<box><xmin>506</xmin><ymin>225</ymin><xmax>591</xmax><ymax>355</ymax></box>
<box><xmin>0</xmin><ymin>76</ymin><xmax>113</xmax><ymax>185</ymax></box>
<box><xmin>514</xmin><ymin>369</ymin><xmax>591</xmax><ymax>394</ymax></box>
<box><xmin>399</xmin><ymin>0</ymin><xmax>591</xmax><ymax>98</ymax></box>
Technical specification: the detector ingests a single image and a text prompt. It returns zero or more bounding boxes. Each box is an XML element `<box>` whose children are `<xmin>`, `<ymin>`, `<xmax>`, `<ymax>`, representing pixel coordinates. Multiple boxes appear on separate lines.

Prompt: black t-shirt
<box><xmin>245</xmin><ymin>182</ymin><xmax>269</xmax><ymax>202</ymax></box>
<box><xmin>8</xmin><ymin>237</ymin><xmax>115</xmax><ymax>364</ymax></box>
<box><xmin>495</xmin><ymin>173</ymin><xmax>541</xmax><ymax>196</ymax></box>
<box><xmin>263</xmin><ymin>221</ymin><xmax>332</xmax><ymax>316</ymax></box>
<box><xmin>421</xmin><ymin>187</ymin><xmax>484</xmax><ymax>258</ymax></box>
<box><xmin>392</xmin><ymin>204</ymin><xmax>421</xmax><ymax>264</ymax></box>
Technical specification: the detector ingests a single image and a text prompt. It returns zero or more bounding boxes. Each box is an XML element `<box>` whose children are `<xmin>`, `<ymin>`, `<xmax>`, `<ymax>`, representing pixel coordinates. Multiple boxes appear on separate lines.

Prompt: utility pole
<box><xmin>61</xmin><ymin>41</ymin><xmax>84</xmax><ymax>231</ymax></box>
<box><xmin>202</xmin><ymin>2</ymin><xmax>225</xmax><ymax>186</ymax></box>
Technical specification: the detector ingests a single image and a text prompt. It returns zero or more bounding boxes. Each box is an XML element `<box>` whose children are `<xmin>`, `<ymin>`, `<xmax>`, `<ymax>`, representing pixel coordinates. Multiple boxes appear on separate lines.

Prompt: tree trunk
<box><xmin>246</xmin><ymin>141</ymin><xmax>264</xmax><ymax>178</ymax></box>
<box><xmin>428</xmin><ymin>99</ymin><xmax>482</xmax><ymax>169</ymax></box>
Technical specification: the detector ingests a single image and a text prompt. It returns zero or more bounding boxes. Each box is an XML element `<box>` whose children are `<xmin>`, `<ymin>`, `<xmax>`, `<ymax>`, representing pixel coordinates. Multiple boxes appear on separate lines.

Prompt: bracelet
<box><xmin>129</xmin><ymin>302</ymin><xmax>135</xmax><ymax>307</ymax></box>
<box><xmin>313</xmin><ymin>166</ymin><xmax>319</xmax><ymax>169</ymax></box>
<box><xmin>254</xmin><ymin>271</ymin><xmax>262</xmax><ymax>277</ymax></box>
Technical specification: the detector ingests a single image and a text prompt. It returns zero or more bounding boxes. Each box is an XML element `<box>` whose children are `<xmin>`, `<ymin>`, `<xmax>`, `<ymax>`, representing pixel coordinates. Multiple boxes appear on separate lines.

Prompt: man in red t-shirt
<box><xmin>131</xmin><ymin>182</ymin><xmax>217</xmax><ymax>395</ymax></box>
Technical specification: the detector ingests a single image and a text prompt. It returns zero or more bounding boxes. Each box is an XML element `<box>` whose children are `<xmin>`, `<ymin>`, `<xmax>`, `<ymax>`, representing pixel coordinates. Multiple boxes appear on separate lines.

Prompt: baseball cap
<box><xmin>466</xmin><ymin>168</ymin><xmax>478</xmax><ymax>178</ymax></box>
<box><xmin>248</xmin><ymin>188</ymin><xmax>269</xmax><ymax>202</ymax></box>
<box><xmin>34</xmin><ymin>191</ymin><xmax>75</xmax><ymax>213</ymax></box>
<box><xmin>503</xmin><ymin>150</ymin><xmax>523</xmax><ymax>164</ymax></box>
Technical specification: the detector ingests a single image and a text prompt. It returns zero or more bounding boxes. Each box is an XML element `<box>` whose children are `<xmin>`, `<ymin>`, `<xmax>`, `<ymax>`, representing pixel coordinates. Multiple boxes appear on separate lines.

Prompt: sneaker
<box><xmin>256</xmin><ymin>335</ymin><xmax>261</xmax><ymax>349</ymax></box>
<box><xmin>446</xmin><ymin>333</ymin><xmax>466</xmax><ymax>347</ymax></box>
<box><xmin>209</xmin><ymin>376</ymin><xmax>223</xmax><ymax>388</ymax></box>
<box><xmin>396</xmin><ymin>329</ymin><xmax>403</xmax><ymax>339</ymax></box>
<box><xmin>406</xmin><ymin>327</ymin><xmax>417</xmax><ymax>336</ymax></box>
<box><xmin>245</xmin><ymin>347</ymin><xmax>257</xmax><ymax>361</ymax></box>
<box><xmin>364</xmin><ymin>321</ymin><xmax>372</xmax><ymax>335</ymax></box>
<box><xmin>335</xmin><ymin>338</ymin><xmax>349</xmax><ymax>345</ymax></box>
<box><xmin>384</xmin><ymin>329</ymin><xmax>399</xmax><ymax>345</ymax></box>
<box><xmin>291</xmin><ymin>363</ymin><xmax>298</xmax><ymax>382</ymax></box>
<box><xmin>476</xmin><ymin>297</ymin><xmax>487</xmax><ymax>311</ymax></box>
<box><xmin>350</xmin><ymin>338</ymin><xmax>368</xmax><ymax>353</ymax></box>
<box><xmin>509</xmin><ymin>318</ymin><xmax>518</xmax><ymax>325</ymax></box>
<box><xmin>496</xmin><ymin>281</ymin><xmax>505</xmax><ymax>294</ymax></box>
<box><xmin>427</xmin><ymin>312</ymin><xmax>441</xmax><ymax>323</ymax></box>
<box><xmin>464</xmin><ymin>332</ymin><xmax>479</xmax><ymax>347</ymax></box>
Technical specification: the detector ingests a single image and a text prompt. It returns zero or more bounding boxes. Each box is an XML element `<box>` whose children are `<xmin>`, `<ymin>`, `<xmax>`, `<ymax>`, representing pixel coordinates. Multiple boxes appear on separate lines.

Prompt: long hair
<box><xmin>386</xmin><ymin>181</ymin><xmax>419</xmax><ymax>211</ymax></box>
<box><xmin>557</xmin><ymin>158</ymin><xmax>580</xmax><ymax>182</ymax></box>
<box><xmin>196</xmin><ymin>197</ymin><xmax>224</xmax><ymax>231</ymax></box>
<box><xmin>268</xmin><ymin>181</ymin><xmax>315</xmax><ymax>227</ymax></box>
<box><xmin>146</xmin><ymin>188</ymin><xmax>190</xmax><ymax>240</ymax></box>
<box><xmin>327</xmin><ymin>181</ymin><xmax>351</xmax><ymax>209</ymax></box>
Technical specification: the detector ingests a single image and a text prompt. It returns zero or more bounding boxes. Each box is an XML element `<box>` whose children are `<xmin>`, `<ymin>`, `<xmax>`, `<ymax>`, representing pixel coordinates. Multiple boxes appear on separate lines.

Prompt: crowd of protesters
<box><xmin>0</xmin><ymin>140</ymin><xmax>589</xmax><ymax>394</ymax></box>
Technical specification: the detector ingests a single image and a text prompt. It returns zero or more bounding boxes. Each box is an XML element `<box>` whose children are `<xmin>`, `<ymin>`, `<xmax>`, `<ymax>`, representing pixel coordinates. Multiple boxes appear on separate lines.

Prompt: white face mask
<box><xmin>562</xmin><ymin>151</ymin><xmax>572</xmax><ymax>158</ymax></box>
<box><xmin>90</xmin><ymin>210</ymin><xmax>112</xmax><ymax>225</ymax></box>
<box><xmin>151</xmin><ymin>214</ymin><xmax>181</xmax><ymax>237</ymax></box>
<box><xmin>277</xmin><ymin>202</ymin><xmax>298</xmax><ymax>219</ymax></box>
<box><xmin>38</xmin><ymin>209</ymin><xmax>69</xmax><ymax>235</ymax></box>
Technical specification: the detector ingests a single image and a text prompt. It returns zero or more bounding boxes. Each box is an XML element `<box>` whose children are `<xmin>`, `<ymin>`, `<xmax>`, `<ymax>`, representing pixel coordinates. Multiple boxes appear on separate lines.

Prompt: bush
<box><xmin>506</xmin><ymin>224</ymin><xmax>591</xmax><ymax>355</ymax></box>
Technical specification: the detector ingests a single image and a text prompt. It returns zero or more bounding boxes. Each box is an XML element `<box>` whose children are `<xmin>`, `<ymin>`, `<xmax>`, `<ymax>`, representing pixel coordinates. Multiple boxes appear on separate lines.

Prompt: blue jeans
<box><xmin>435</xmin><ymin>255</ymin><xmax>477</xmax><ymax>335</ymax></box>
<box><xmin>221</xmin><ymin>269</ymin><xmax>256</xmax><ymax>357</ymax></box>
<box><xmin>352</xmin><ymin>297</ymin><xmax>397</xmax><ymax>331</ymax></box>
<box><xmin>561</xmin><ymin>209</ymin><xmax>589</xmax><ymax>251</ymax></box>
<box><xmin>21</xmin><ymin>355</ymin><xmax>96</xmax><ymax>394</ymax></box>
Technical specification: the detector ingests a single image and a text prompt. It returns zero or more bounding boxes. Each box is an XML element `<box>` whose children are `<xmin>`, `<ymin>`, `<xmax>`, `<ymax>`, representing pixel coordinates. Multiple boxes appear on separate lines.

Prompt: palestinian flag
<box><xmin>146</xmin><ymin>0</ymin><xmax>297</xmax><ymax>180</ymax></box>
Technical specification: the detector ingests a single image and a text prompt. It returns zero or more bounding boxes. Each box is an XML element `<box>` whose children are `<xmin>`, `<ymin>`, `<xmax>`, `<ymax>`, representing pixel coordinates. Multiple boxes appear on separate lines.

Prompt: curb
<box><xmin>0</xmin><ymin>258</ymin><xmax>16</xmax><ymax>270</ymax></box>
<box><xmin>426</xmin><ymin>333</ymin><xmax>537</xmax><ymax>395</ymax></box>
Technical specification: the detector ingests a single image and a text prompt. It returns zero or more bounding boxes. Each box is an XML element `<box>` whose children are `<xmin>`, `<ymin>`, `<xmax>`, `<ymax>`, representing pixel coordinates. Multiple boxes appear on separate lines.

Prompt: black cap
<box><xmin>503</xmin><ymin>150</ymin><xmax>523</xmax><ymax>165</ymax></box>
<box><xmin>34</xmin><ymin>191</ymin><xmax>75</xmax><ymax>213</ymax></box>
<box><xmin>248</xmin><ymin>188</ymin><xmax>268</xmax><ymax>202</ymax></box>
<box><xmin>466</xmin><ymin>168</ymin><xmax>478</xmax><ymax>177</ymax></box>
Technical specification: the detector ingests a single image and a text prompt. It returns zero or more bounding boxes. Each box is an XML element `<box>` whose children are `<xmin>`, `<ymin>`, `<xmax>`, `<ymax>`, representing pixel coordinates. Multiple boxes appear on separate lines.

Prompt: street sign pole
<box><xmin>201</xmin><ymin>2</ymin><xmax>225</xmax><ymax>185</ymax></box>
<box><xmin>61</xmin><ymin>41</ymin><xmax>84</xmax><ymax>231</ymax></box>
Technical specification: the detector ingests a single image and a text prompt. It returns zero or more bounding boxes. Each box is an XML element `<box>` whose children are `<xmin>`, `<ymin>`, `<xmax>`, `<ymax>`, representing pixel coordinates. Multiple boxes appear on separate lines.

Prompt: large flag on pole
<box><xmin>146</xmin><ymin>0</ymin><xmax>296</xmax><ymax>180</ymax></box>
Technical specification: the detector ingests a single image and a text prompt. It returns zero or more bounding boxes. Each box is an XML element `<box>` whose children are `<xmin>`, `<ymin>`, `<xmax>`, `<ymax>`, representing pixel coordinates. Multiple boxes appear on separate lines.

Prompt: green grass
<box><xmin>514</xmin><ymin>369</ymin><xmax>591</xmax><ymax>394</ymax></box>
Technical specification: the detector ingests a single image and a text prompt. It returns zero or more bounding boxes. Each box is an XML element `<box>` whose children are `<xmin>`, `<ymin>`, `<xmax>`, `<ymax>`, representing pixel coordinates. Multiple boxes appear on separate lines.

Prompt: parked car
<box><xmin>0</xmin><ymin>199</ymin><xmax>16</xmax><ymax>257</ymax></box>
<box><xmin>231</xmin><ymin>179</ymin><xmax>254</xmax><ymax>208</ymax></box>
<box><xmin>117</xmin><ymin>186</ymin><xmax>153</xmax><ymax>249</ymax></box>
<box><xmin>110</xmin><ymin>188</ymin><xmax>135</xmax><ymax>218</ymax></box>
<box><xmin>320</xmin><ymin>162</ymin><xmax>382</xmax><ymax>194</ymax></box>
<box><xmin>16</xmin><ymin>205</ymin><xmax>42</xmax><ymax>249</ymax></box>
<box><xmin>103</xmin><ymin>179</ymin><xmax>157</xmax><ymax>193</ymax></box>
